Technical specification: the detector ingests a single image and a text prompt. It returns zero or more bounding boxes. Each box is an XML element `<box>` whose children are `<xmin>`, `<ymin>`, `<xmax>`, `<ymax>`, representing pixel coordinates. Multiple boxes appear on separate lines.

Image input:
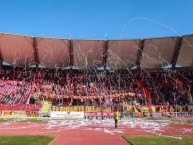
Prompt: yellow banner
<box><xmin>2</xmin><ymin>111</ymin><xmax>12</xmax><ymax>116</ymax></box>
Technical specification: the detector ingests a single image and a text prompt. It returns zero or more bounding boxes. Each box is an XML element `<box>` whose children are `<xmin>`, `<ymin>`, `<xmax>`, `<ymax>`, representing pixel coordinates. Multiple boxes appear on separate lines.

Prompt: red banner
<box><xmin>84</xmin><ymin>112</ymin><xmax>114</xmax><ymax>118</ymax></box>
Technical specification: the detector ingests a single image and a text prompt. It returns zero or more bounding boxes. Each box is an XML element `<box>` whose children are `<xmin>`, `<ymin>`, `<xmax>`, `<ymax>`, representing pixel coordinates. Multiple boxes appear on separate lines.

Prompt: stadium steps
<box><xmin>137</xmin><ymin>80</ymin><xmax>152</xmax><ymax>104</ymax></box>
<box><xmin>178</xmin><ymin>76</ymin><xmax>193</xmax><ymax>104</ymax></box>
<box><xmin>39</xmin><ymin>101</ymin><xmax>52</xmax><ymax>117</ymax></box>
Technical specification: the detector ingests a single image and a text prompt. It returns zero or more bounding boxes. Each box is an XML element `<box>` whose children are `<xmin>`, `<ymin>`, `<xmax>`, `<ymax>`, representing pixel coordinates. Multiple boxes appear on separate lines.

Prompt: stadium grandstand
<box><xmin>0</xmin><ymin>33</ymin><xmax>193</xmax><ymax>118</ymax></box>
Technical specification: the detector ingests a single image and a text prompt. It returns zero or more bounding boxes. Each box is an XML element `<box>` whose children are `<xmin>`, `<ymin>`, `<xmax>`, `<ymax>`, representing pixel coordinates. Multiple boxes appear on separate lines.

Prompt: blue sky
<box><xmin>0</xmin><ymin>0</ymin><xmax>193</xmax><ymax>39</ymax></box>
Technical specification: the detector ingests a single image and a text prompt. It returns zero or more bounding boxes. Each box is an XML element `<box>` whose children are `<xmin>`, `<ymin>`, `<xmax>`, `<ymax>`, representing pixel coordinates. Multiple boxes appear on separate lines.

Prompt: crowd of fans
<box><xmin>142</xmin><ymin>73</ymin><xmax>192</xmax><ymax>106</ymax></box>
<box><xmin>0</xmin><ymin>69</ymin><xmax>192</xmax><ymax>111</ymax></box>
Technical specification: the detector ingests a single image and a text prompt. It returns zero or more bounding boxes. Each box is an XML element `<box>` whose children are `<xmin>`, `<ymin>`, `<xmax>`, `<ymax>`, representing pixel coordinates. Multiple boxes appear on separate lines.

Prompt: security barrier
<box><xmin>169</xmin><ymin>112</ymin><xmax>193</xmax><ymax>118</ymax></box>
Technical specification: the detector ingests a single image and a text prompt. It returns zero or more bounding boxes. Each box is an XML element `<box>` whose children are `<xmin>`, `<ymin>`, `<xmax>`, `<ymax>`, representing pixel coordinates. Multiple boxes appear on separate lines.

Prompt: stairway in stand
<box><xmin>137</xmin><ymin>80</ymin><xmax>152</xmax><ymax>105</ymax></box>
<box><xmin>39</xmin><ymin>101</ymin><xmax>52</xmax><ymax>117</ymax></box>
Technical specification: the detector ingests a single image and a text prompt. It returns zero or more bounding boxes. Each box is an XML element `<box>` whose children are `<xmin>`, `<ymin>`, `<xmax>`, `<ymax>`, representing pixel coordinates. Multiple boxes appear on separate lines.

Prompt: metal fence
<box><xmin>170</xmin><ymin>112</ymin><xmax>193</xmax><ymax>118</ymax></box>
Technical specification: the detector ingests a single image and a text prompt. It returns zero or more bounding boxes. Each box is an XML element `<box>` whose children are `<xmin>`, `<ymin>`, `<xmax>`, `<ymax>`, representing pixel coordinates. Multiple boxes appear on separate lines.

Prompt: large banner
<box><xmin>1</xmin><ymin>111</ymin><xmax>26</xmax><ymax>117</ymax></box>
<box><xmin>50</xmin><ymin>111</ymin><xmax>84</xmax><ymax>119</ymax></box>
<box><xmin>52</xmin><ymin>106</ymin><xmax>85</xmax><ymax>112</ymax></box>
<box><xmin>52</xmin><ymin>106</ymin><xmax>113</xmax><ymax>112</ymax></box>
<box><xmin>26</xmin><ymin>111</ymin><xmax>39</xmax><ymax>117</ymax></box>
<box><xmin>0</xmin><ymin>104</ymin><xmax>41</xmax><ymax>111</ymax></box>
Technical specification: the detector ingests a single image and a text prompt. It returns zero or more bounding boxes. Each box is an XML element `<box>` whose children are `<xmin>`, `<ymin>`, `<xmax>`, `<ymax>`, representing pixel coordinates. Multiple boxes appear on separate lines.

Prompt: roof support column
<box><xmin>69</xmin><ymin>40</ymin><xmax>73</xmax><ymax>69</ymax></box>
<box><xmin>33</xmin><ymin>37</ymin><xmax>39</xmax><ymax>68</ymax></box>
<box><xmin>136</xmin><ymin>39</ymin><xmax>145</xmax><ymax>68</ymax></box>
<box><xmin>103</xmin><ymin>40</ymin><xmax>108</xmax><ymax>71</ymax></box>
<box><xmin>171</xmin><ymin>37</ymin><xmax>183</xmax><ymax>69</ymax></box>
<box><xmin>0</xmin><ymin>56</ymin><xmax>2</xmax><ymax>69</ymax></box>
<box><xmin>0</xmin><ymin>34</ymin><xmax>3</xmax><ymax>69</ymax></box>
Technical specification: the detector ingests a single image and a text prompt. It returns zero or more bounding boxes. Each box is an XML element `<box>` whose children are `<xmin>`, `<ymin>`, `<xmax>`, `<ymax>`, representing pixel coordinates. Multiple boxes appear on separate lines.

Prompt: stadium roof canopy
<box><xmin>0</xmin><ymin>33</ymin><xmax>193</xmax><ymax>70</ymax></box>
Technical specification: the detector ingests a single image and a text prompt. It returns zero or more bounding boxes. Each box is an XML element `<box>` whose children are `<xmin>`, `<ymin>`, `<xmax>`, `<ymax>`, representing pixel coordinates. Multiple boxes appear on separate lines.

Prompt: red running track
<box><xmin>0</xmin><ymin>121</ymin><xmax>193</xmax><ymax>145</ymax></box>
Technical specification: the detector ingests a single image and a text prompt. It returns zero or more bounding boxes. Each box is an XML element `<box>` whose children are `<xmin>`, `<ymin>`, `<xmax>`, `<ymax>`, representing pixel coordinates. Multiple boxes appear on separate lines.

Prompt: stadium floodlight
<box><xmin>175</xmin><ymin>64</ymin><xmax>182</xmax><ymax>68</ymax></box>
<box><xmin>2</xmin><ymin>61</ymin><xmax>11</xmax><ymax>66</ymax></box>
<box><xmin>63</xmin><ymin>66</ymin><xmax>79</xmax><ymax>70</ymax></box>
<box><xmin>97</xmin><ymin>66</ymin><xmax>111</xmax><ymax>70</ymax></box>
<box><xmin>163</xmin><ymin>64</ymin><xmax>182</xmax><ymax>68</ymax></box>
<box><xmin>29</xmin><ymin>64</ymin><xmax>46</xmax><ymax>68</ymax></box>
<box><xmin>130</xmin><ymin>66</ymin><xmax>138</xmax><ymax>70</ymax></box>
